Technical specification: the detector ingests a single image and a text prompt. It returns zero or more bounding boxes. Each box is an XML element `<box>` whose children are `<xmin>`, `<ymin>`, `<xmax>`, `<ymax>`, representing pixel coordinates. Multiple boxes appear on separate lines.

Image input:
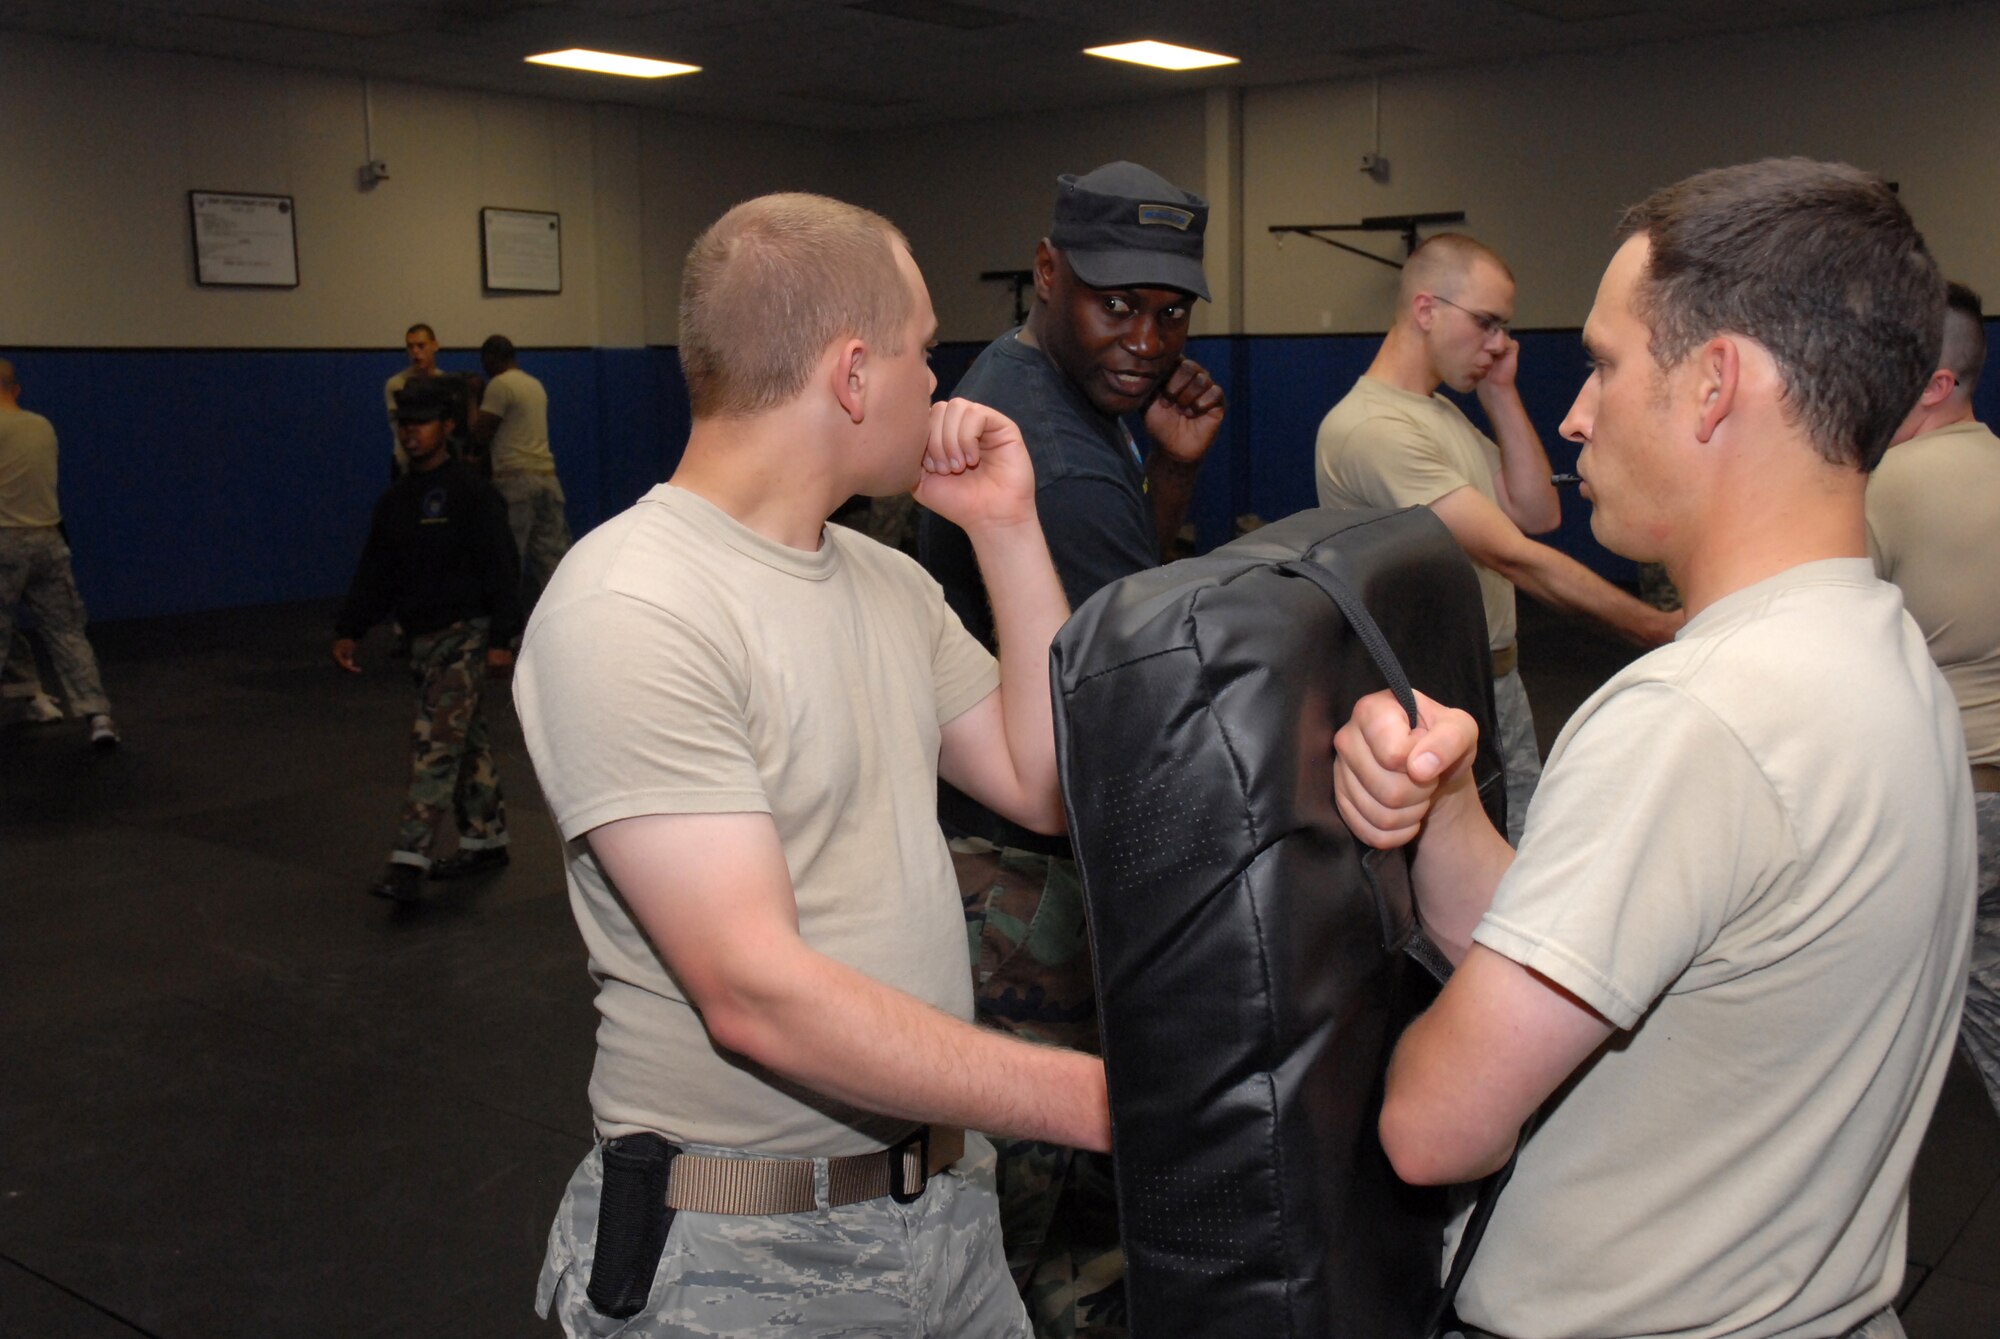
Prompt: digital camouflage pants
<box><xmin>1963</xmin><ymin>792</ymin><xmax>2000</xmax><ymax>1117</ymax></box>
<box><xmin>0</xmin><ymin>525</ymin><xmax>110</xmax><ymax>717</ymax></box>
<box><xmin>494</xmin><ymin>471</ymin><xmax>572</xmax><ymax>617</ymax></box>
<box><xmin>953</xmin><ymin>840</ymin><xmax>1126</xmax><ymax>1339</ymax></box>
<box><xmin>1493</xmin><ymin>667</ymin><xmax>1541</xmax><ymax>847</ymax></box>
<box><xmin>536</xmin><ymin>1135</ymin><xmax>1027</xmax><ymax>1338</ymax></box>
<box><xmin>390</xmin><ymin>620</ymin><xmax>506</xmax><ymax>868</ymax></box>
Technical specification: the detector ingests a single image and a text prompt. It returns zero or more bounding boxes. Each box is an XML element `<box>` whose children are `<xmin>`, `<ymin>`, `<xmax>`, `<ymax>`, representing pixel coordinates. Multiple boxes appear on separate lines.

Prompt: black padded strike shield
<box><xmin>1050</xmin><ymin>507</ymin><xmax>1507</xmax><ymax>1339</ymax></box>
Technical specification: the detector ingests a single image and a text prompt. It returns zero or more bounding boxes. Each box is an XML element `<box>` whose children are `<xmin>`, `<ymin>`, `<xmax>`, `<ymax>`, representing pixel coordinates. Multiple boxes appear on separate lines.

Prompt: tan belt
<box><xmin>664</xmin><ymin>1125</ymin><xmax>965</xmax><ymax>1215</ymax></box>
<box><xmin>1974</xmin><ymin>763</ymin><xmax>2000</xmax><ymax>794</ymax></box>
<box><xmin>1491</xmin><ymin>642</ymin><xmax>1518</xmax><ymax>680</ymax></box>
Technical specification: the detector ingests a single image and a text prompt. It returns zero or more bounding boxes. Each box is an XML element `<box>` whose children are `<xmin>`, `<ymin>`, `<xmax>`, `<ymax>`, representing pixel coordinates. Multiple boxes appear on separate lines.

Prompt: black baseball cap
<box><xmin>1049</xmin><ymin>161</ymin><xmax>1210</xmax><ymax>301</ymax></box>
<box><xmin>393</xmin><ymin>378</ymin><xmax>454</xmax><ymax>423</ymax></box>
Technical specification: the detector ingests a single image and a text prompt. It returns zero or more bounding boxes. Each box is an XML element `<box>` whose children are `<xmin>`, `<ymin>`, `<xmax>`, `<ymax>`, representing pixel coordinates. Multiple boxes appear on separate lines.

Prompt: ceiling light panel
<box><xmin>525</xmin><ymin>48</ymin><xmax>700</xmax><ymax>77</ymax></box>
<box><xmin>1083</xmin><ymin>40</ymin><xmax>1238</xmax><ymax>71</ymax></box>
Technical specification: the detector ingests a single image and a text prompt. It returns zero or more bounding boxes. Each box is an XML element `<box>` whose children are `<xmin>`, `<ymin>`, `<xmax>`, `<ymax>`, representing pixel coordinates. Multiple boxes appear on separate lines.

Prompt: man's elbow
<box><xmin>1012</xmin><ymin>791</ymin><xmax>1068</xmax><ymax>837</ymax></box>
<box><xmin>1378</xmin><ymin>1093</ymin><xmax>1506</xmax><ymax>1187</ymax></box>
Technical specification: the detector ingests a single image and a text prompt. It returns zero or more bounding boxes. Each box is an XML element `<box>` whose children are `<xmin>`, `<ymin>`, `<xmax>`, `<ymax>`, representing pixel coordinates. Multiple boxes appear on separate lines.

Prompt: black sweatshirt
<box><xmin>335</xmin><ymin>459</ymin><xmax>524</xmax><ymax>644</ymax></box>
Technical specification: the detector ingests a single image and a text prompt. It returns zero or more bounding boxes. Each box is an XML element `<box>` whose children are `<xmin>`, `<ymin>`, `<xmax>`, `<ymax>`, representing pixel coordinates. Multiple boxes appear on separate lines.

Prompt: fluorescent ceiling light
<box><xmin>526</xmin><ymin>49</ymin><xmax>700</xmax><ymax>79</ymax></box>
<box><xmin>1083</xmin><ymin>40</ymin><xmax>1238</xmax><ymax>71</ymax></box>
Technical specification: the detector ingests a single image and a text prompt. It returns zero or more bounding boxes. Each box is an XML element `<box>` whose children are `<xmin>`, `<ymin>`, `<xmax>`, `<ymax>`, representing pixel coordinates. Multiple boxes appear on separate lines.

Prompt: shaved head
<box><xmin>1399</xmin><ymin>233</ymin><xmax>1513</xmax><ymax>309</ymax></box>
<box><xmin>1940</xmin><ymin>281</ymin><xmax>1986</xmax><ymax>395</ymax></box>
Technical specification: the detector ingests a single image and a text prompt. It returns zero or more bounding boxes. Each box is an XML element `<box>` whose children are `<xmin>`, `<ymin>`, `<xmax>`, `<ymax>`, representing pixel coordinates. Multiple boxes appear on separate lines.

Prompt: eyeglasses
<box><xmin>1430</xmin><ymin>293</ymin><xmax>1512</xmax><ymax>339</ymax></box>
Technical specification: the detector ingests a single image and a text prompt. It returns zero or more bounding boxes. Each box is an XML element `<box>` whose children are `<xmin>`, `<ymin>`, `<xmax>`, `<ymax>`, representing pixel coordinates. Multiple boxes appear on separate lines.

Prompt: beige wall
<box><xmin>1243</xmin><ymin>8</ymin><xmax>2000</xmax><ymax>334</ymax></box>
<box><xmin>0</xmin><ymin>32</ymin><xmax>850</xmax><ymax>351</ymax></box>
<box><xmin>7</xmin><ymin>7</ymin><xmax>2000</xmax><ymax>349</ymax></box>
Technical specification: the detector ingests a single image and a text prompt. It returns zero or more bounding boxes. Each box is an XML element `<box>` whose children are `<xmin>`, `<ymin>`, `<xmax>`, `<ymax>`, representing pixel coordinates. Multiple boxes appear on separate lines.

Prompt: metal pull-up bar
<box><xmin>1268</xmin><ymin>211</ymin><xmax>1467</xmax><ymax>270</ymax></box>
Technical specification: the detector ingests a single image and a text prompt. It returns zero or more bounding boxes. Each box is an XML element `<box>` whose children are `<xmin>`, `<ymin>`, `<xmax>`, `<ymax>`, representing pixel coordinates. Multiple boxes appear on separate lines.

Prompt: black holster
<box><xmin>586</xmin><ymin>1133</ymin><xmax>679</xmax><ymax>1319</ymax></box>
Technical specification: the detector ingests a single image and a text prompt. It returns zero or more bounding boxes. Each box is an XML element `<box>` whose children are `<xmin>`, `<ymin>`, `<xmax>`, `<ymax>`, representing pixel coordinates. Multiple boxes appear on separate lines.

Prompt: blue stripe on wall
<box><xmin>12</xmin><ymin>348</ymin><xmax>691</xmax><ymax>621</ymax></box>
<box><xmin>16</xmin><ymin>324</ymin><xmax>1995</xmax><ymax>621</ymax></box>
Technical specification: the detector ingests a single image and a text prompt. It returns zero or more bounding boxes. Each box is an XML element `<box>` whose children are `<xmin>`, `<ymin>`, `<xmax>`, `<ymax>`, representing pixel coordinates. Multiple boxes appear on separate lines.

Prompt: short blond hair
<box><xmin>680</xmin><ymin>193</ymin><xmax>915</xmax><ymax>419</ymax></box>
<box><xmin>1399</xmin><ymin>233</ymin><xmax>1513</xmax><ymax>309</ymax></box>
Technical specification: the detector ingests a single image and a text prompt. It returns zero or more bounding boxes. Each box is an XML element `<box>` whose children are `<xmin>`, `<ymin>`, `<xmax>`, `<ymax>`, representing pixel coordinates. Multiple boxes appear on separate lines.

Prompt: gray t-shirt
<box><xmin>1459</xmin><ymin>559</ymin><xmax>1974</xmax><ymax>1338</ymax></box>
<box><xmin>515</xmin><ymin>485</ymin><xmax>998</xmax><ymax>1155</ymax></box>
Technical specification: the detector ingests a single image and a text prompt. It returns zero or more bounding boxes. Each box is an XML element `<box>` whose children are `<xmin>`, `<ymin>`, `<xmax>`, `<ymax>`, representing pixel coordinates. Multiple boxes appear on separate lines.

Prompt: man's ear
<box><xmin>1919</xmin><ymin>368</ymin><xmax>1959</xmax><ymax>409</ymax></box>
<box><xmin>1693</xmin><ymin>336</ymin><xmax>1740</xmax><ymax>444</ymax></box>
<box><xmin>1410</xmin><ymin>291</ymin><xmax>1438</xmax><ymax>333</ymax></box>
<box><xmin>1032</xmin><ymin>240</ymin><xmax>1059</xmax><ymax>304</ymax></box>
<box><xmin>831</xmin><ymin>337</ymin><xmax>868</xmax><ymax>425</ymax></box>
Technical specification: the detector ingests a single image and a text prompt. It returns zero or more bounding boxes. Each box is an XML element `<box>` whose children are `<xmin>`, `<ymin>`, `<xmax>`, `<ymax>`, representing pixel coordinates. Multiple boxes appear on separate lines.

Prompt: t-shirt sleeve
<box><xmin>480</xmin><ymin>374</ymin><xmax>515</xmax><ymax>420</ymax></box>
<box><xmin>514</xmin><ymin>592</ymin><xmax>770</xmax><ymax>840</ymax></box>
<box><xmin>920</xmin><ymin>564</ymin><xmax>1000</xmax><ymax>725</ymax></box>
<box><xmin>1472</xmin><ymin>681</ymin><xmax>1792</xmax><ymax>1029</ymax></box>
<box><xmin>1327</xmin><ymin>413</ymin><xmax>1482</xmax><ymax>511</ymax></box>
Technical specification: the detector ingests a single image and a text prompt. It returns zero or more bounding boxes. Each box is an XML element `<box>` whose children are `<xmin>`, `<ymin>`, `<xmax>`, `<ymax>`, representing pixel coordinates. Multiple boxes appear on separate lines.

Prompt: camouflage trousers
<box><xmin>1493</xmin><ymin>668</ymin><xmax>1541</xmax><ymax>847</ymax></box>
<box><xmin>536</xmin><ymin>1133</ymin><xmax>1028</xmax><ymax>1338</ymax></box>
<box><xmin>0</xmin><ymin>526</ymin><xmax>110</xmax><ymax>717</ymax></box>
<box><xmin>494</xmin><ymin>471</ymin><xmax>572</xmax><ymax>616</ymax></box>
<box><xmin>390</xmin><ymin>620</ymin><xmax>505</xmax><ymax>868</ymax></box>
<box><xmin>1961</xmin><ymin>793</ymin><xmax>2000</xmax><ymax>1117</ymax></box>
<box><xmin>952</xmin><ymin>840</ymin><xmax>1126</xmax><ymax>1339</ymax></box>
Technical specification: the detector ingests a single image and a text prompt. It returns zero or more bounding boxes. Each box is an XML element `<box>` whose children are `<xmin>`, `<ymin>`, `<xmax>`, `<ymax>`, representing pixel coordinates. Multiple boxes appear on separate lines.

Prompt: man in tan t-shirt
<box><xmin>517</xmin><ymin>194</ymin><xmax>1103</xmax><ymax>1338</ymax></box>
<box><xmin>473</xmin><ymin>333</ymin><xmax>571</xmax><ymax>613</ymax></box>
<box><xmin>0</xmin><ymin>357</ymin><xmax>118</xmax><ymax>748</ymax></box>
<box><xmin>1337</xmin><ymin>161</ymin><xmax>1969</xmax><ymax>1339</ymax></box>
<box><xmin>381</xmin><ymin>322</ymin><xmax>437</xmax><ymax>476</ymax></box>
<box><xmin>1316</xmin><ymin>234</ymin><xmax>1680</xmax><ymax>843</ymax></box>
<box><xmin>1868</xmin><ymin>279</ymin><xmax>2000</xmax><ymax>1117</ymax></box>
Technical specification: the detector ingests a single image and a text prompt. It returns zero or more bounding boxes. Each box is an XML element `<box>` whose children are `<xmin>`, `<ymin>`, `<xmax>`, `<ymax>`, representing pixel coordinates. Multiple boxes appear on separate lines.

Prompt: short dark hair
<box><xmin>1617</xmin><ymin>158</ymin><xmax>1943</xmax><ymax>472</ymax></box>
<box><xmin>405</xmin><ymin>323</ymin><xmax>436</xmax><ymax>342</ymax></box>
<box><xmin>1942</xmin><ymin>281</ymin><xmax>1986</xmax><ymax>394</ymax></box>
<box><xmin>480</xmin><ymin>334</ymin><xmax>516</xmax><ymax>365</ymax></box>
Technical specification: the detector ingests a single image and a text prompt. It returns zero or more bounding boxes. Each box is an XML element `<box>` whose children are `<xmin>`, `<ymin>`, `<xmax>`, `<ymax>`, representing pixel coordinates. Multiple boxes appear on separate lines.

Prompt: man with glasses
<box><xmin>1316</xmin><ymin>233</ymin><xmax>1678</xmax><ymax>842</ymax></box>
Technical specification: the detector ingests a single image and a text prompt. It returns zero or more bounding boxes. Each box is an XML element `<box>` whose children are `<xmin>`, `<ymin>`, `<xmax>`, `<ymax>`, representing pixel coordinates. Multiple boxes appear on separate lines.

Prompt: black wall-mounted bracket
<box><xmin>1267</xmin><ymin>211</ymin><xmax>1467</xmax><ymax>270</ymax></box>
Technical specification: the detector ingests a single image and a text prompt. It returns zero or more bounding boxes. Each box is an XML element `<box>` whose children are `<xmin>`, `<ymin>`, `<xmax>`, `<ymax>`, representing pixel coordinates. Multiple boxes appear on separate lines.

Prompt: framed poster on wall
<box><xmin>481</xmin><ymin>207</ymin><xmax>562</xmax><ymax>293</ymax></box>
<box><xmin>189</xmin><ymin>191</ymin><xmax>299</xmax><ymax>288</ymax></box>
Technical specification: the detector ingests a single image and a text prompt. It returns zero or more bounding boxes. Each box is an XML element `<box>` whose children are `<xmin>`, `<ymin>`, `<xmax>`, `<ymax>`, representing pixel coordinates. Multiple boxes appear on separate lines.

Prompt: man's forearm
<box><xmin>1409</xmin><ymin>777</ymin><xmax>1515</xmax><ymax>963</ymax></box>
<box><xmin>1479</xmin><ymin>386</ymin><xmax>1559</xmax><ymax>534</ymax></box>
<box><xmin>1146</xmin><ymin>453</ymin><xmax>1202</xmax><ymax>559</ymax></box>
<box><xmin>1497</xmin><ymin>542</ymin><xmax>1676</xmax><ymax>646</ymax></box>
<box><xmin>706</xmin><ymin>939</ymin><xmax>1110</xmax><ymax>1151</ymax></box>
<box><xmin>969</xmin><ymin>515</ymin><xmax>1070</xmax><ymax>827</ymax></box>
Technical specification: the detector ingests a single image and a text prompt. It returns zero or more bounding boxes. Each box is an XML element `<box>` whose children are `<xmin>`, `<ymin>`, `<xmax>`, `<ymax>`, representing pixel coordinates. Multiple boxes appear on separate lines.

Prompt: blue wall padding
<box><xmin>19</xmin><ymin>324</ymin><xmax>1992</xmax><ymax>621</ymax></box>
<box><xmin>12</xmin><ymin>347</ymin><xmax>692</xmax><ymax>622</ymax></box>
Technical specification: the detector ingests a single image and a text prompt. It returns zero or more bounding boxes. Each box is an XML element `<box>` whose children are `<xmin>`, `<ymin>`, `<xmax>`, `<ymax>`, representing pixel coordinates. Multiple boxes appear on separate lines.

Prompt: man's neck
<box><xmin>1365</xmin><ymin>324</ymin><xmax>1441</xmax><ymax>396</ymax></box>
<box><xmin>671</xmin><ymin>415</ymin><xmax>847</xmax><ymax>551</ymax></box>
<box><xmin>1668</xmin><ymin>450</ymin><xmax>1868</xmax><ymax>619</ymax></box>
<box><xmin>1906</xmin><ymin>400</ymin><xmax>1978</xmax><ymax>440</ymax></box>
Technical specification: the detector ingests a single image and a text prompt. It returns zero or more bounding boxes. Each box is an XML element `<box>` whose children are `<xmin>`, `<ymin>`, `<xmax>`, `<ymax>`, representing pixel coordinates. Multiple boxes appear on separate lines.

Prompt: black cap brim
<box><xmin>1063</xmin><ymin>247</ymin><xmax>1210</xmax><ymax>303</ymax></box>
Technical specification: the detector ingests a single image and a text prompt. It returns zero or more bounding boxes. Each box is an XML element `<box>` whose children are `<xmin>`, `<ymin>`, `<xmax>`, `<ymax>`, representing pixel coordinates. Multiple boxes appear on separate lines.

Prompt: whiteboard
<box><xmin>482</xmin><ymin>208</ymin><xmax>562</xmax><ymax>293</ymax></box>
<box><xmin>189</xmin><ymin>191</ymin><xmax>299</xmax><ymax>288</ymax></box>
